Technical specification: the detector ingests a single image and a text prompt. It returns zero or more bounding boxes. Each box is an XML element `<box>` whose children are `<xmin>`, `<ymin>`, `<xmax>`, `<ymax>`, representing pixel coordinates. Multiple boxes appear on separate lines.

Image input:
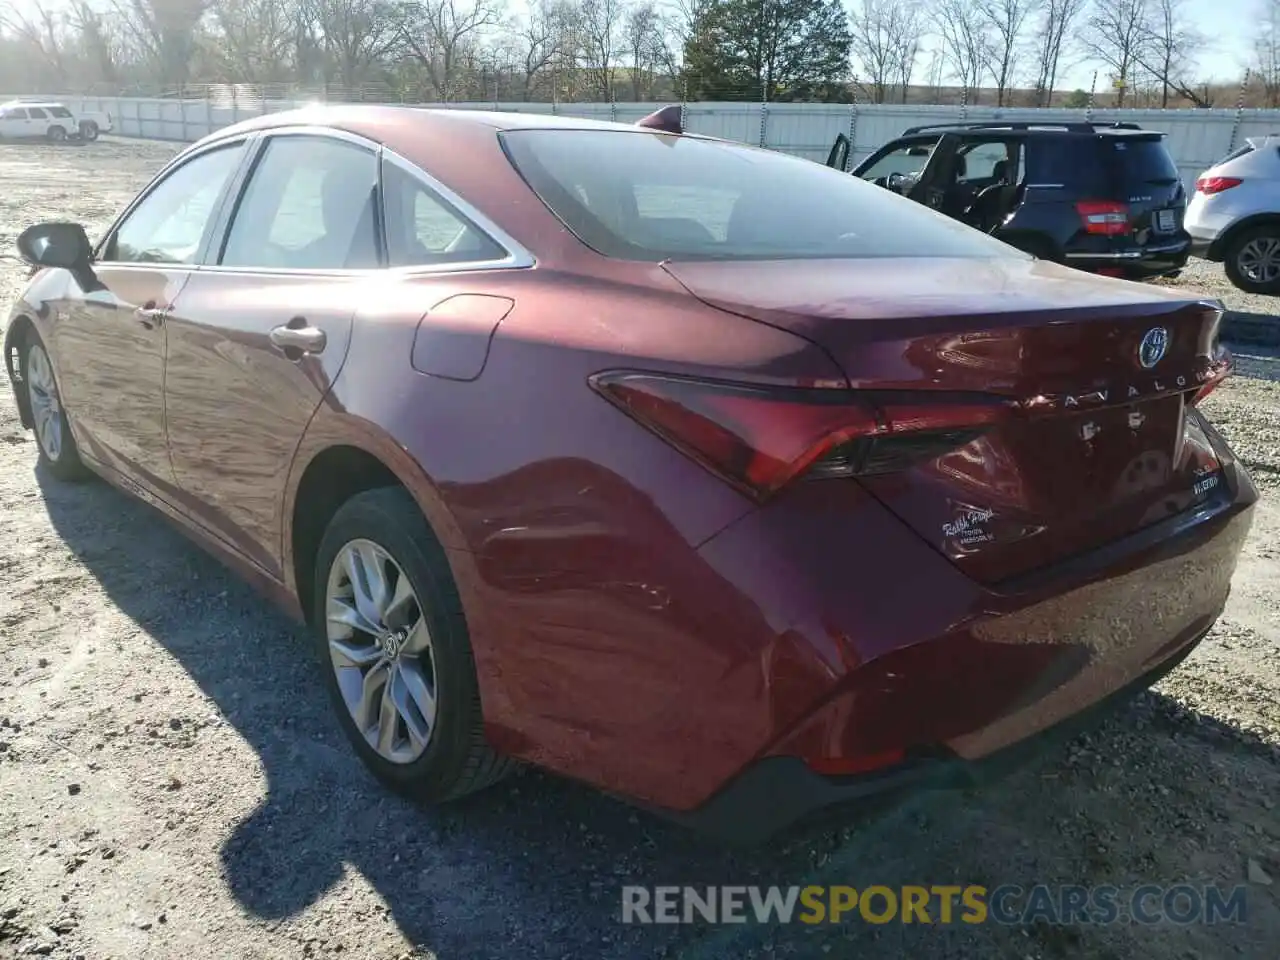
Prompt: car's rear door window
<box><xmin>220</xmin><ymin>134</ymin><xmax>380</xmax><ymax>270</ymax></box>
<box><xmin>501</xmin><ymin>129</ymin><xmax>1020</xmax><ymax>262</ymax></box>
<box><xmin>27</xmin><ymin>108</ymin><xmax>47</xmax><ymax>120</ymax></box>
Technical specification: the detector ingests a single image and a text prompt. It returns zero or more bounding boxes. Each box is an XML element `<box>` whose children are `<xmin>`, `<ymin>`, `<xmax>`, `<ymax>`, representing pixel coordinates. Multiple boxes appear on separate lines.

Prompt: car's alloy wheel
<box><xmin>325</xmin><ymin>538</ymin><xmax>438</xmax><ymax>764</ymax></box>
<box><xmin>1237</xmin><ymin>237</ymin><xmax>1280</xmax><ymax>283</ymax></box>
<box><xmin>79</xmin><ymin>121</ymin><xmax>99</xmax><ymax>141</ymax></box>
<box><xmin>46</xmin><ymin>125</ymin><xmax>67</xmax><ymax>143</ymax></box>
<box><xmin>1225</xmin><ymin>227</ymin><xmax>1280</xmax><ymax>294</ymax></box>
<box><xmin>312</xmin><ymin>487</ymin><xmax>514</xmax><ymax>801</ymax></box>
<box><xmin>22</xmin><ymin>336</ymin><xmax>88</xmax><ymax>480</ymax></box>
<box><xmin>27</xmin><ymin>343</ymin><xmax>64</xmax><ymax>462</ymax></box>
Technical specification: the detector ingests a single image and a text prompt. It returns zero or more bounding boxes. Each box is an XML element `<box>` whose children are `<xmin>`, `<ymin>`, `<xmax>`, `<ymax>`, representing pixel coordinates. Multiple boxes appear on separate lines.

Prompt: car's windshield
<box><xmin>500</xmin><ymin>129</ymin><xmax>1024</xmax><ymax>263</ymax></box>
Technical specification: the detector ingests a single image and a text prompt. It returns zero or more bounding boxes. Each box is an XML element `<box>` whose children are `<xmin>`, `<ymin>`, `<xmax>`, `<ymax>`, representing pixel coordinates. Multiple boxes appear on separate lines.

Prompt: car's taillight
<box><xmin>589</xmin><ymin>371</ymin><xmax>1011</xmax><ymax>502</ymax></box>
<box><xmin>1191</xmin><ymin>349</ymin><xmax>1233</xmax><ymax>406</ymax></box>
<box><xmin>1195</xmin><ymin>176</ymin><xmax>1243</xmax><ymax>195</ymax></box>
<box><xmin>1075</xmin><ymin>200</ymin><xmax>1131</xmax><ymax>236</ymax></box>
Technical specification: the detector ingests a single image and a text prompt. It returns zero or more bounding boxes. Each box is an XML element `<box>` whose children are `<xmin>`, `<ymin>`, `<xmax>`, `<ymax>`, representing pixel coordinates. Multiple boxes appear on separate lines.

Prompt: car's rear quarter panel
<box><xmin>306</xmin><ymin>262</ymin><xmax>855</xmax><ymax>806</ymax></box>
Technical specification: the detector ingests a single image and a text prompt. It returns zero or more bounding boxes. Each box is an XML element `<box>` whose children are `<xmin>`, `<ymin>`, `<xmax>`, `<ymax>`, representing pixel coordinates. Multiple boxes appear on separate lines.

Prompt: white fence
<box><xmin>25</xmin><ymin>94</ymin><xmax>1280</xmax><ymax>189</ymax></box>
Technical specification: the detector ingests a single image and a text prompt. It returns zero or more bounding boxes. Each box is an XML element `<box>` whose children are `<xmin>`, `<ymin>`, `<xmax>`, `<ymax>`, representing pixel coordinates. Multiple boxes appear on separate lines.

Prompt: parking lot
<box><xmin>0</xmin><ymin>137</ymin><xmax>1276</xmax><ymax>960</ymax></box>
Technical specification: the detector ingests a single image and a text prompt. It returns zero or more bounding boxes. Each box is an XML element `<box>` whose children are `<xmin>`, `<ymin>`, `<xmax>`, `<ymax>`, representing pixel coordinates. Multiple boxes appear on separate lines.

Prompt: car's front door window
<box><xmin>104</xmin><ymin>143</ymin><xmax>246</xmax><ymax>265</ymax></box>
<box><xmin>860</xmin><ymin>140</ymin><xmax>937</xmax><ymax>182</ymax></box>
<box><xmin>220</xmin><ymin>135</ymin><xmax>380</xmax><ymax>270</ymax></box>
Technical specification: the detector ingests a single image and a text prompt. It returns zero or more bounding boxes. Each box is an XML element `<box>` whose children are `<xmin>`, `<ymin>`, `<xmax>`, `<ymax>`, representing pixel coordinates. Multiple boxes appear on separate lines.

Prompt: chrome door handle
<box><xmin>135</xmin><ymin>301</ymin><xmax>168</xmax><ymax>328</ymax></box>
<box><xmin>269</xmin><ymin>323</ymin><xmax>326</xmax><ymax>355</ymax></box>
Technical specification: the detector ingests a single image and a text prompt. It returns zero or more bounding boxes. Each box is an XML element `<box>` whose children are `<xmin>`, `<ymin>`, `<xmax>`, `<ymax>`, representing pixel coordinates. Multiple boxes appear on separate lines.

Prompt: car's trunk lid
<box><xmin>663</xmin><ymin>256</ymin><xmax>1230</xmax><ymax>586</ymax></box>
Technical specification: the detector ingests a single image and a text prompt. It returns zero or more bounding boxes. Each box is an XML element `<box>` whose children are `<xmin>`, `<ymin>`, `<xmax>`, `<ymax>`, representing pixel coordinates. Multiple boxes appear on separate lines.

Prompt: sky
<box><xmin>4</xmin><ymin>0</ymin><xmax>1262</xmax><ymax>93</ymax></box>
<box><xmin>1053</xmin><ymin>0</ymin><xmax>1255</xmax><ymax>89</ymax></box>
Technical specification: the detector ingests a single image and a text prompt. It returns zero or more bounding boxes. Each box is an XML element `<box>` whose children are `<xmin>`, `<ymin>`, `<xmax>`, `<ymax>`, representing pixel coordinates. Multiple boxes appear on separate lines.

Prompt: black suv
<box><xmin>826</xmin><ymin>121</ymin><xmax>1191</xmax><ymax>280</ymax></box>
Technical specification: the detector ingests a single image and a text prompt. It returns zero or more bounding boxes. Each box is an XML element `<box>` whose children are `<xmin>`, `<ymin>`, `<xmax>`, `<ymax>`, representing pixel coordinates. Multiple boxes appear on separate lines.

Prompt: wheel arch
<box><xmin>1207</xmin><ymin>213</ymin><xmax>1280</xmax><ymax>261</ymax></box>
<box><xmin>283</xmin><ymin>417</ymin><xmax>470</xmax><ymax>628</ymax></box>
<box><xmin>4</xmin><ymin>314</ymin><xmax>38</xmax><ymax>429</ymax></box>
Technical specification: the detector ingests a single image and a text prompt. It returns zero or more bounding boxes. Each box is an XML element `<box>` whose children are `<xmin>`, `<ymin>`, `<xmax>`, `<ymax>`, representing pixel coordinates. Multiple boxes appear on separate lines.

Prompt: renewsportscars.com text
<box><xmin>620</xmin><ymin>884</ymin><xmax>1249</xmax><ymax>926</ymax></box>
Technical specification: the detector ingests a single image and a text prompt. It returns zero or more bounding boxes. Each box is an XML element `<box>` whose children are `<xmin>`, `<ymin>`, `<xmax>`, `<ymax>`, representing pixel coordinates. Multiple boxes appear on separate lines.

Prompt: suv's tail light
<box><xmin>590</xmin><ymin>372</ymin><xmax>1012</xmax><ymax>502</ymax></box>
<box><xmin>1195</xmin><ymin>176</ymin><xmax>1243</xmax><ymax>195</ymax></box>
<box><xmin>1075</xmin><ymin>200</ymin><xmax>1131</xmax><ymax>236</ymax></box>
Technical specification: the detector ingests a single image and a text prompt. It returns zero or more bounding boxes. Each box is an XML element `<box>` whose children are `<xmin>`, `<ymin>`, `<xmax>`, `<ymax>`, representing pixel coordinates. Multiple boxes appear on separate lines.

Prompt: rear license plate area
<box><xmin>1155</xmin><ymin>208</ymin><xmax>1177</xmax><ymax>233</ymax></box>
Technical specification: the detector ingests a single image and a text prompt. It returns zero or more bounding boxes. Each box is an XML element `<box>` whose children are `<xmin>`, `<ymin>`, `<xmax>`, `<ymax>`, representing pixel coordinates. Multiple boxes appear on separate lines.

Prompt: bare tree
<box><xmin>1256</xmin><ymin>0</ymin><xmax>1280</xmax><ymax>106</ymax></box>
<box><xmin>934</xmin><ymin>0</ymin><xmax>990</xmax><ymax>102</ymax></box>
<box><xmin>1031</xmin><ymin>0</ymin><xmax>1085</xmax><ymax>105</ymax></box>
<box><xmin>977</xmin><ymin>0</ymin><xmax>1032</xmax><ymax>106</ymax></box>
<box><xmin>310</xmin><ymin>0</ymin><xmax>398</xmax><ymax>89</ymax></box>
<box><xmin>399</xmin><ymin>0</ymin><xmax>504</xmax><ymax>100</ymax></box>
<box><xmin>1</xmin><ymin>1</ymin><xmax>72</xmax><ymax>85</ymax></box>
<box><xmin>502</xmin><ymin>0</ymin><xmax>575</xmax><ymax>99</ymax></box>
<box><xmin>1134</xmin><ymin>0</ymin><xmax>1206</xmax><ymax>106</ymax></box>
<box><xmin>70</xmin><ymin>0</ymin><xmax>124</xmax><ymax>84</ymax></box>
<box><xmin>1080</xmin><ymin>0</ymin><xmax>1151</xmax><ymax>106</ymax></box>
<box><xmin>850</xmin><ymin>0</ymin><xmax>923</xmax><ymax>103</ymax></box>
<box><xmin>624</xmin><ymin>1</ymin><xmax>664</xmax><ymax>99</ymax></box>
<box><xmin>112</xmin><ymin>0</ymin><xmax>211</xmax><ymax>87</ymax></box>
<box><xmin>577</xmin><ymin>0</ymin><xmax>623</xmax><ymax>101</ymax></box>
<box><xmin>209</xmin><ymin>0</ymin><xmax>297</xmax><ymax>81</ymax></box>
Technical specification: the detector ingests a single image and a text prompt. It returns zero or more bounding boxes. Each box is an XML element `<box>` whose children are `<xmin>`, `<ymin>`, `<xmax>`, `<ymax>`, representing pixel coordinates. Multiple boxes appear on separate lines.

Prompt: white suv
<box><xmin>1186</xmin><ymin>135</ymin><xmax>1280</xmax><ymax>294</ymax></box>
<box><xmin>0</xmin><ymin>100</ymin><xmax>113</xmax><ymax>143</ymax></box>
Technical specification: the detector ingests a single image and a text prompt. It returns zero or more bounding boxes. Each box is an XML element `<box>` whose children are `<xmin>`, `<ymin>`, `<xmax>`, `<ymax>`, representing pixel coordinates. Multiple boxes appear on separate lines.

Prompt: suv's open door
<box><xmin>850</xmin><ymin>133</ymin><xmax>961</xmax><ymax>212</ymax></box>
<box><xmin>905</xmin><ymin>135</ymin><xmax>960</xmax><ymax>210</ymax></box>
<box><xmin>825</xmin><ymin>133</ymin><xmax>850</xmax><ymax>171</ymax></box>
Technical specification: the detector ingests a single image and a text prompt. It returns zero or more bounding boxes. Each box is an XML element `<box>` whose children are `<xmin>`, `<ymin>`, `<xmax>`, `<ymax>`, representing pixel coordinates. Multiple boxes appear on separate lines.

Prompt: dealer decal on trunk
<box><xmin>943</xmin><ymin>506</ymin><xmax>996</xmax><ymax>546</ymax></box>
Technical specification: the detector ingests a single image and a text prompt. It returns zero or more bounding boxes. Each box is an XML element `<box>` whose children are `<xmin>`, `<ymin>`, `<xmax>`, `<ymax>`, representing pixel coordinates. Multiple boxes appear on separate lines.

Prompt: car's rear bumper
<box><xmin>666</xmin><ymin>437</ymin><xmax>1256</xmax><ymax>843</ymax></box>
<box><xmin>669</xmin><ymin>630</ymin><xmax>1208</xmax><ymax>844</ymax></box>
<box><xmin>1063</xmin><ymin>239</ymin><xmax>1191</xmax><ymax>279</ymax></box>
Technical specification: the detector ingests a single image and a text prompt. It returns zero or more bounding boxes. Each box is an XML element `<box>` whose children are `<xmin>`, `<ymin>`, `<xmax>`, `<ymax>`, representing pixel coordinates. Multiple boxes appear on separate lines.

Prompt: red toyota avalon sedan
<box><xmin>3</xmin><ymin>106</ymin><xmax>1255</xmax><ymax>841</ymax></box>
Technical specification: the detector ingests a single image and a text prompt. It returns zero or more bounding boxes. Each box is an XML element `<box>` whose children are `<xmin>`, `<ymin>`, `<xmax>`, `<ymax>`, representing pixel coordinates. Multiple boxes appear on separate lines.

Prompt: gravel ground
<box><xmin>0</xmin><ymin>137</ymin><xmax>1277</xmax><ymax>960</ymax></box>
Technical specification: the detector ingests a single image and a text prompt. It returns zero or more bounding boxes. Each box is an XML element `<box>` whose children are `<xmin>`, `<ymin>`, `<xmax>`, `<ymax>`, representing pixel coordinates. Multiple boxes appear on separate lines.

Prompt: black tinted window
<box><xmin>222</xmin><ymin>135</ymin><xmax>379</xmax><ymax>269</ymax></box>
<box><xmin>1111</xmin><ymin>138</ymin><xmax>1180</xmax><ymax>184</ymax></box>
<box><xmin>501</xmin><ymin>129</ymin><xmax>1021</xmax><ymax>262</ymax></box>
<box><xmin>1026</xmin><ymin>137</ymin><xmax>1108</xmax><ymax>191</ymax></box>
<box><xmin>27</xmin><ymin>108</ymin><xmax>47</xmax><ymax>119</ymax></box>
<box><xmin>50</xmin><ymin>107</ymin><xmax>72</xmax><ymax>118</ymax></box>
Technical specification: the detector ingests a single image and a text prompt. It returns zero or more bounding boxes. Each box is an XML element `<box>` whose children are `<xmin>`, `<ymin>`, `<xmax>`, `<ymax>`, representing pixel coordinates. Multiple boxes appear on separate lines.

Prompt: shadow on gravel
<box><xmin>1225</xmin><ymin>338</ymin><xmax>1280</xmax><ymax>383</ymax></box>
<box><xmin>36</xmin><ymin>467</ymin><xmax>1280</xmax><ymax>960</ymax></box>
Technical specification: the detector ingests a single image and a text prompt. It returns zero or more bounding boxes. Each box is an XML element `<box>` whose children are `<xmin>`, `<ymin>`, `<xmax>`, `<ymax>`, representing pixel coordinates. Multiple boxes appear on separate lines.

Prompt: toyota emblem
<box><xmin>1138</xmin><ymin>327</ymin><xmax>1169</xmax><ymax>369</ymax></box>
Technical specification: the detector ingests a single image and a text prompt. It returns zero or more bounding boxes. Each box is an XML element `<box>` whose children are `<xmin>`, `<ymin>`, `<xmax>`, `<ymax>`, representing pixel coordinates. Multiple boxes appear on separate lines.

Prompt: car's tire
<box><xmin>46</xmin><ymin>125</ymin><xmax>67</xmax><ymax>143</ymax></box>
<box><xmin>312</xmin><ymin>486</ymin><xmax>515</xmax><ymax>802</ymax></box>
<box><xmin>78</xmin><ymin>120</ymin><xmax>99</xmax><ymax>141</ymax></box>
<box><xmin>1224</xmin><ymin>226</ymin><xmax>1280</xmax><ymax>295</ymax></box>
<box><xmin>20</xmin><ymin>332</ymin><xmax>90</xmax><ymax>481</ymax></box>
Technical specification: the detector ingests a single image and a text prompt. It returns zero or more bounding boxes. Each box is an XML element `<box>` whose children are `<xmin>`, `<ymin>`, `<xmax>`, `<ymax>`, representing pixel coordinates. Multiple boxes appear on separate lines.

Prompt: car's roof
<box><xmin>1</xmin><ymin>99</ymin><xmax>66</xmax><ymax>107</ymax></box>
<box><xmin>901</xmin><ymin>125</ymin><xmax>1161</xmax><ymax>140</ymax></box>
<box><xmin>206</xmin><ymin>103</ymin><xmax>669</xmax><ymax>143</ymax></box>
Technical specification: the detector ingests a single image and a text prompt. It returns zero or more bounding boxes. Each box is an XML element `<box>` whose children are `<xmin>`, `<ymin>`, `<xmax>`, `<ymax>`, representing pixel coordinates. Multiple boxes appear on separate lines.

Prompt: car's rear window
<box><xmin>1027</xmin><ymin>135</ymin><xmax>1179</xmax><ymax>192</ymax></box>
<box><xmin>500</xmin><ymin>129</ymin><xmax>1022</xmax><ymax>262</ymax></box>
<box><xmin>1111</xmin><ymin>138</ymin><xmax>1180</xmax><ymax>184</ymax></box>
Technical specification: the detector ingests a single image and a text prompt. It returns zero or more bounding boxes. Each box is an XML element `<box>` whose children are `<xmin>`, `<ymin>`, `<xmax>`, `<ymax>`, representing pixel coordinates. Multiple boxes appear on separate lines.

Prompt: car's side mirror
<box><xmin>17</xmin><ymin>221</ymin><xmax>98</xmax><ymax>289</ymax></box>
<box><xmin>17</xmin><ymin>221</ymin><xmax>93</xmax><ymax>272</ymax></box>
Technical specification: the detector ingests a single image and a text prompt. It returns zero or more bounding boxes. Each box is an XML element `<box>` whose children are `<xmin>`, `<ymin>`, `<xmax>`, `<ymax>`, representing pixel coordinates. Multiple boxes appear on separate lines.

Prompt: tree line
<box><xmin>1</xmin><ymin>0</ymin><xmax>1277</xmax><ymax>108</ymax></box>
